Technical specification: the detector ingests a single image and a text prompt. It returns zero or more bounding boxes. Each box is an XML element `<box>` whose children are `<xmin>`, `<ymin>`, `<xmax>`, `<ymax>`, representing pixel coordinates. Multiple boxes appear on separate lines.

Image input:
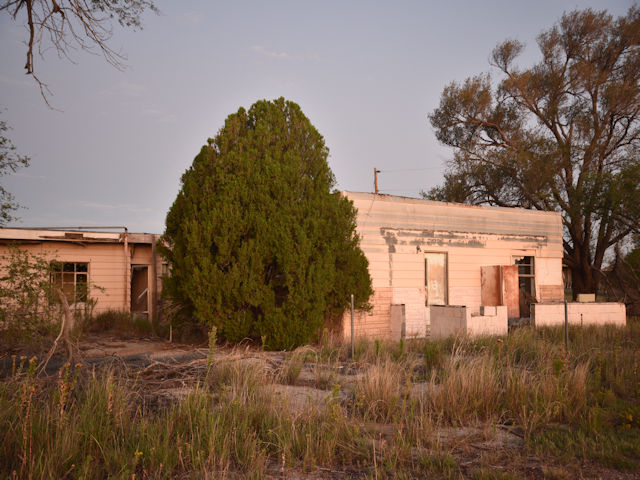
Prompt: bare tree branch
<box><xmin>1</xmin><ymin>0</ymin><xmax>157</xmax><ymax>107</ymax></box>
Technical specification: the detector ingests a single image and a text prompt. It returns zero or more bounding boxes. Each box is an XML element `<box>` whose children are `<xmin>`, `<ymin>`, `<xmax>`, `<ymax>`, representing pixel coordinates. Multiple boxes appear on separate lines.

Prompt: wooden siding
<box><xmin>0</xmin><ymin>229</ymin><xmax>163</xmax><ymax>317</ymax></box>
<box><xmin>343</xmin><ymin>192</ymin><xmax>565</xmax><ymax>339</ymax></box>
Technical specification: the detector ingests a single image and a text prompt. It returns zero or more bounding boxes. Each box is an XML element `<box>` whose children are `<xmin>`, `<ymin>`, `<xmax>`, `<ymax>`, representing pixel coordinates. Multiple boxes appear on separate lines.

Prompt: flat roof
<box><xmin>0</xmin><ymin>227</ymin><xmax>160</xmax><ymax>245</ymax></box>
<box><xmin>341</xmin><ymin>191</ymin><xmax>562</xmax><ymax>218</ymax></box>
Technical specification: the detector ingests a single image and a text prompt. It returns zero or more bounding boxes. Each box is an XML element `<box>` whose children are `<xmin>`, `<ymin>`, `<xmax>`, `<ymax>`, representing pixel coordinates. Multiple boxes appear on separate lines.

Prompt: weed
<box><xmin>88</xmin><ymin>309</ymin><xmax>153</xmax><ymax>337</ymax></box>
<box><xmin>423</xmin><ymin>341</ymin><xmax>443</xmax><ymax>370</ymax></box>
<box><xmin>354</xmin><ymin>359</ymin><xmax>405</xmax><ymax>422</ymax></box>
<box><xmin>279</xmin><ymin>346</ymin><xmax>312</xmax><ymax>385</ymax></box>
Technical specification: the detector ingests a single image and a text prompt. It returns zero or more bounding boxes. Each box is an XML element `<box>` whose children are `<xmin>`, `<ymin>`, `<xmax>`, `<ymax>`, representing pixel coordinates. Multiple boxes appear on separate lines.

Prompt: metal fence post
<box><xmin>564</xmin><ymin>300</ymin><xmax>568</xmax><ymax>355</ymax></box>
<box><xmin>350</xmin><ymin>294</ymin><xmax>355</xmax><ymax>359</ymax></box>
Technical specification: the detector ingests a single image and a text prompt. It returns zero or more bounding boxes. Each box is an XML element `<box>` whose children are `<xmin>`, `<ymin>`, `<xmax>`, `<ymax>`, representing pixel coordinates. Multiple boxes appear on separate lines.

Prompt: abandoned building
<box><xmin>0</xmin><ymin>227</ymin><xmax>163</xmax><ymax>321</ymax></box>
<box><xmin>0</xmin><ymin>194</ymin><xmax>627</xmax><ymax>338</ymax></box>
<box><xmin>341</xmin><ymin>191</ymin><xmax>626</xmax><ymax>340</ymax></box>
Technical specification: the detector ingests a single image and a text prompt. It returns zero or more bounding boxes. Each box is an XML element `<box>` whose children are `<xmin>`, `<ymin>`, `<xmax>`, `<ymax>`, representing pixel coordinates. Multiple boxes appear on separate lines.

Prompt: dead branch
<box><xmin>37</xmin><ymin>287</ymin><xmax>77</xmax><ymax>375</ymax></box>
<box><xmin>1</xmin><ymin>0</ymin><xmax>157</xmax><ymax>107</ymax></box>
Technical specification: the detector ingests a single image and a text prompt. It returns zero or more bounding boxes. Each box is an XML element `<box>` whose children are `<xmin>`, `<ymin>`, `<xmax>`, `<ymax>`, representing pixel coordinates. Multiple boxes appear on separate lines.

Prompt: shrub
<box><xmin>0</xmin><ymin>247</ymin><xmax>60</xmax><ymax>344</ymax></box>
<box><xmin>88</xmin><ymin>309</ymin><xmax>153</xmax><ymax>337</ymax></box>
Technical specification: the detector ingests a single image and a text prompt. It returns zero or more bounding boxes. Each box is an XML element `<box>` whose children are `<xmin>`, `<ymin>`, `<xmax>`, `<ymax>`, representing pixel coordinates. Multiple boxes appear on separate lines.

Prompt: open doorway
<box><xmin>513</xmin><ymin>256</ymin><xmax>535</xmax><ymax>318</ymax></box>
<box><xmin>131</xmin><ymin>265</ymin><xmax>149</xmax><ymax>318</ymax></box>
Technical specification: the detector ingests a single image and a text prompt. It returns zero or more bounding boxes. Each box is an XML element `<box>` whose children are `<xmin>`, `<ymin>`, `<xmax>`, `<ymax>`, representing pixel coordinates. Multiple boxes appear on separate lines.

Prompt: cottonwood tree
<box><xmin>606</xmin><ymin>236</ymin><xmax>640</xmax><ymax>314</ymax></box>
<box><xmin>0</xmin><ymin>116</ymin><xmax>29</xmax><ymax>225</ymax></box>
<box><xmin>161</xmin><ymin>98</ymin><xmax>372</xmax><ymax>349</ymax></box>
<box><xmin>1</xmin><ymin>0</ymin><xmax>157</xmax><ymax>104</ymax></box>
<box><xmin>427</xmin><ymin>7</ymin><xmax>640</xmax><ymax>297</ymax></box>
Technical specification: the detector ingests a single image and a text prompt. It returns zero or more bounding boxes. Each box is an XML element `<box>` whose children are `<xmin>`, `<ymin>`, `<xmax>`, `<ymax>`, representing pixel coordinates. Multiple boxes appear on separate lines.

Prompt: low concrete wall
<box><xmin>467</xmin><ymin>306</ymin><xmax>508</xmax><ymax>337</ymax></box>
<box><xmin>430</xmin><ymin>305</ymin><xmax>467</xmax><ymax>339</ymax></box>
<box><xmin>531</xmin><ymin>302</ymin><xmax>626</xmax><ymax>327</ymax></box>
<box><xmin>430</xmin><ymin>305</ymin><xmax>508</xmax><ymax>339</ymax></box>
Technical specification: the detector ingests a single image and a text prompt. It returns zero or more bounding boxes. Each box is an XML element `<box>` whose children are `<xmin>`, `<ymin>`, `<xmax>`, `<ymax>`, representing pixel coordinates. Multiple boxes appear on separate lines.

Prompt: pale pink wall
<box><xmin>0</xmin><ymin>229</ymin><xmax>162</xmax><ymax>316</ymax></box>
<box><xmin>430</xmin><ymin>305</ymin><xmax>508</xmax><ymax>339</ymax></box>
<box><xmin>343</xmin><ymin>192</ymin><xmax>564</xmax><ymax>340</ymax></box>
<box><xmin>0</xmin><ymin>241</ymin><xmax>128</xmax><ymax>313</ymax></box>
<box><xmin>532</xmin><ymin>303</ymin><xmax>626</xmax><ymax>327</ymax></box>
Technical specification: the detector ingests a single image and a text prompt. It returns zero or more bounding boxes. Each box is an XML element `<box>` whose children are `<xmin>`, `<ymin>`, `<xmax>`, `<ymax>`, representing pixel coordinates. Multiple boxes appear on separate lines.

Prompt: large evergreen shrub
<box><xmin>161</xmin><ymin>98</ymin><xmax>372</xmax><ymax>349</ymax></box>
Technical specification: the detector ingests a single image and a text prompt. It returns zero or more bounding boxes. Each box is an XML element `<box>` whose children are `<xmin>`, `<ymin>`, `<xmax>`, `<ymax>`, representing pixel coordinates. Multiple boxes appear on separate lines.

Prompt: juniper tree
<box><xmin>161</xmin><ymin>98</ymin><xmax>372</xmax><ymax>349</ymax></box>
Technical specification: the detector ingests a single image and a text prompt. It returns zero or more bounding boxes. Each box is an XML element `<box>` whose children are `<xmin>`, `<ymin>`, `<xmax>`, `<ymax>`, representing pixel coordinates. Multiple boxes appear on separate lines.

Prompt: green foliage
<box><xmin>161</xmin><ymin>98</ymin><xmax>372</xmax><ymax>349</ymax></box>
<box><xmin>427</xmin><ymin>7</ymin><xmax>640</xmax><ymax>295</ymax></box>
<box><xmin>423</xmin><ymin>341</ymin><xmax>442</xmax><ymax>370</ymax></box>
<box><xmin>0</xmin><ymin>115</ymin><xmax>30</xmax><ymax>225</ymax></box>
<box><xmin>0</xmin><ymin>246</ymin><xmax>58</xmax><ymax>342</ymax></box>
<box><xmin>87</xmin><ymin>309</ymin><xmax>153</xmax><ymax>337</ymax></box>
<box><xmin>0</xmin><ymin>246</ymin><xmax>102</xmax><ymax>345</ymax></box>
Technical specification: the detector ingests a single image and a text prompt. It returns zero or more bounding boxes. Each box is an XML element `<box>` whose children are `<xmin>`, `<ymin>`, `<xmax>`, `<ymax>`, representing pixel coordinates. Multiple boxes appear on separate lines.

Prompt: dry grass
<box><xmin>1</xmin><ymin>321</ymin><xmax>639</xmax><ymax>478</ymax></box>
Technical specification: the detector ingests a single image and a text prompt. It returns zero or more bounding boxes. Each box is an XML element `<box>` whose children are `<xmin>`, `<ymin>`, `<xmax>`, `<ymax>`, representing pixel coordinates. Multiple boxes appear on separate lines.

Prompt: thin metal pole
<box><xmin>564</xmin><ymin>300</ymin><xmax>568</xmax><ymax>355</ymax></box>
<box><xmin>374</xmin><ymin>168</ymin><xmax>380</xmax><ymax>194</ymax></box>
<box><xmin>350</xmin><ymin>294</ymin><xmax>355</xmax><ymax>359</ymax></box>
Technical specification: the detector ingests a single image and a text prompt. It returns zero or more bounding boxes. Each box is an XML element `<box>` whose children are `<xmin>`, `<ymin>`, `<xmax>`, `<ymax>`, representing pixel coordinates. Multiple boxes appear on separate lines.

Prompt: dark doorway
<box><xmin>514</xmin><ymin>256</ymin><xmax>535</xmax><ymax>318</ymax></box>
<box><xmin>131</xmin><ymin>265</ymin><xmax>149</xmax><ymax>317</ymax></box>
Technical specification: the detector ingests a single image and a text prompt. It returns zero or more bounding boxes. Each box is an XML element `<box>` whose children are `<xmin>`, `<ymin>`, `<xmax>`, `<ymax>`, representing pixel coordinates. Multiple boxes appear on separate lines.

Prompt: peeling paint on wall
<box><xmin>380</xmin><ymin>228</ymin><xmax>397</xmax><ymax>286</ymax></box>
<box><xmin>381</xmin><ymin>227</ymin><xmax>547</xmax><ymax>250</ymax></box>
<box><xmin>380</xmin><ymin>228</ymin><xmax>398</xmax><ymax>253</ymax></box>
<box><xmin>347</xmin><ymin>192</ymin><xmax>564</xmax><ymax>340</ymax></box>
<box><xmin>497</xmin><ymin>234</ymin><xmax>547</xmax><ymax>244</ymax></box>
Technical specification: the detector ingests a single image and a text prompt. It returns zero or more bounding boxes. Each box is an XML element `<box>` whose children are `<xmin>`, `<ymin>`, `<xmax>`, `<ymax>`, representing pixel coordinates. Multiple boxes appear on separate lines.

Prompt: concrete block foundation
<box><xmin>430</xmin><ymin>305</ymin><xmax>508</xmax><ymax>339</ymax></box>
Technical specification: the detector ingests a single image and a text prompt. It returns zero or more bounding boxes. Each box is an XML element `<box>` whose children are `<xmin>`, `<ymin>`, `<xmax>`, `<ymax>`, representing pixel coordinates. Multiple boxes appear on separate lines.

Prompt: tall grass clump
<box><xmin>354</xmin><ymin>358</ymin><xmax>411</xmax><ymax>422</ymax></box>
<box><xmin>421</xmin><ymin>331</ymin><xmax>591</xmax><ymax>438</ymax></box>
<box><xmin>278</xmin><ymin>345</ymin><xmax>314</xmax><ymax>385</ymax></box>
<box><xmin>0</xmin><ymin>363</ymin><xmax>137</xmax><ymax>478</ymax></box>
<box><xmin>87</xmin><ymin>309</ymin><xmax>153</xmax><ymax>337</ymax></box>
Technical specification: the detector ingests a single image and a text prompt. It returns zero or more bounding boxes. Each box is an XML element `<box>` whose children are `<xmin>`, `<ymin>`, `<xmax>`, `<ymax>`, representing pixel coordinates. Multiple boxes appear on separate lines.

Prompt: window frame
<box><xmin>513</xmin><ymin>255</ymin><xmax>536</xmax><ymax>297</ymax></box>
<box><xmin>50</xmin><ymin>261</ymin><xmax>89</xmax><ymax>303</ymax></box>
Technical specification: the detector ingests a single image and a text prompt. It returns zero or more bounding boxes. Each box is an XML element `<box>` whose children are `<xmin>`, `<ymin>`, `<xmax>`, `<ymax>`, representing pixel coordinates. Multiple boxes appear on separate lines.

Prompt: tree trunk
<box><xmin>570</xmin><ymin>263</ymin><xmax>600</xmax><ymax>298</ymax></box>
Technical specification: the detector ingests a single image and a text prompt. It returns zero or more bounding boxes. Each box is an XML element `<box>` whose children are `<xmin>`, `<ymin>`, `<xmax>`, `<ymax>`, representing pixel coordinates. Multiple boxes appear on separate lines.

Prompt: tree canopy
<box><xmin>427</xmin><ymin>7</ymin><xmax>640</xmax><ymax>296</ymax></box>
<box><xmin>161</xmin><ymin>98</ymin><xmax>372</xmax><ymax>349</ymax></box>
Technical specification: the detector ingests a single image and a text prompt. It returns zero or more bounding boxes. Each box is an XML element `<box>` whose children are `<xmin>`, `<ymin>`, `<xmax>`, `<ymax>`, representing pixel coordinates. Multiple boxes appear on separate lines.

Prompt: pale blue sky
<box><xmin>0</xmin><ymin>1</ymin><xmax>633</xmax><ymax>232</ymax></box>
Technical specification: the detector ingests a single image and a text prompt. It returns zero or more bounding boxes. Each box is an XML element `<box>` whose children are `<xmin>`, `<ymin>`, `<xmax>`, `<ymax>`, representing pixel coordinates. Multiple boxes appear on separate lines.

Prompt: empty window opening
<box><xmin>51</xmin><ymin>262</ymin><xmax>88</xmax><ymax>303</ymax></box>
<box><xmin>425</xmin><ymin>252</ymin><xmax>448</xmax><ymax>305</ymax></box>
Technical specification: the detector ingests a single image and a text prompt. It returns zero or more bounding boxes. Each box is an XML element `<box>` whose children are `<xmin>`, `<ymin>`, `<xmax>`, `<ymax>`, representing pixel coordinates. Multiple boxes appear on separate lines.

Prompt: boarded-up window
<box><xmin>51</xmin><ymin>262</ymin><xmax>88</xmax><ymax>303</ymax></box>
<box><xmin>425</xmin><ymin>252</ymin><xmax>447</xmax><ymax>305</ymax></box>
